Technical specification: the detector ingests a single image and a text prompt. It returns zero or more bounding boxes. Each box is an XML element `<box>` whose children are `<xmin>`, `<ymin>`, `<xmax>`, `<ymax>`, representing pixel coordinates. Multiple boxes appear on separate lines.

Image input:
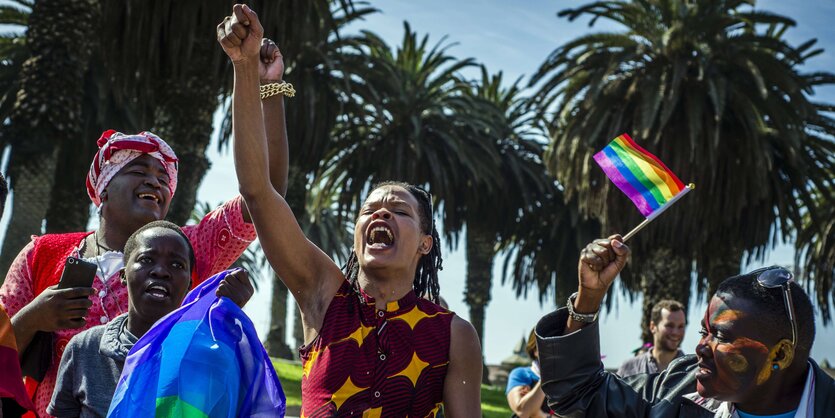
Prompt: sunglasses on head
<box><xmin>753</xmin><ymin>266</ymin><xmax>797</xmax><ymax>348</ymax></box>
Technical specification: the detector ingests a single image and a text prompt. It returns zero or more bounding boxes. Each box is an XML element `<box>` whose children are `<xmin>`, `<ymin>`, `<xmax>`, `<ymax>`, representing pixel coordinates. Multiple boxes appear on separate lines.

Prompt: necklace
<box><xmin>91</xmin><ymin>230</ymin><xmax>125</xmax><ymax>320</ymax></box>
<box><xmin>93</xmin><ymin>232</ymin><xmax>116</xmax><ymax>253</ymax></box>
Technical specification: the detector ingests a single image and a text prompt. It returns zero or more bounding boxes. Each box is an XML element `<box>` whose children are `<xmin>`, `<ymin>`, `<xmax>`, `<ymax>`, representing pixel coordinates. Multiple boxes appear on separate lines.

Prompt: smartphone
<box><xmin>56</xmin><ymin>256</ymin><xmax>97</xmax><ymax>289</ymax></box>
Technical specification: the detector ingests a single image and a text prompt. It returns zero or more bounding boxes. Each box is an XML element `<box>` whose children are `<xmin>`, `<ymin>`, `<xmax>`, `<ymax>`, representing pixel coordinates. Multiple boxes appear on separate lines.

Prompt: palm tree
<box><xmin>501</xmin><ymin>177</ymin><xmax>602</xmax><ymax>307</ymax></box>
<box><xmin>466</xmin><ymin>69</ymin><xmax>604</xmax><ymax>371</ymax></box>
<box><xmin>457</xmin><ymin>67</ymin><xmax>561</xmax><ymax>382</ymax></box>
<box><xmin>530</xmin><ymin>0</ymin><xmax>835</xmax><ymax>340</ymax></box>
<box><xmin>0</xmin><ymin>0</ymin><xmax>99</xmax><ymax>276</ymax></box>
<box><xmin>216</xmin><ymin>0</ymin><xmax>377</xmax><ymax>187</ymax></box>
<box><xmin>795</xmin><ymin>199</ymin><xmax>835</xmax><ymax>321</ymax></box>
<box><xmin>101</xmin><ymin>1</ymin><xmax>372</xmax><ymax>225</ymax></box>
<box><xmin>98</xmin><ymin>0</ymin><xmax>243</xmax><ymax>225</ymax></box>
<box><xmin>0</xmin><ymin>0</ymin><xmax>30</xmax><ymax>122</ymax></box>
<box><xmin>0</xmin><ymin>0</ymin><xmax>149</xmax><ymax>238</ymax></box>
<box><xmin>44</xmin><ymin>38</ymin><xmax>145</xmax><ymax>234</ymax></box>
<box><xmin>319</xmin><ymin>23</ymin><xmax>504</xmax><ymax>233</ymax></box>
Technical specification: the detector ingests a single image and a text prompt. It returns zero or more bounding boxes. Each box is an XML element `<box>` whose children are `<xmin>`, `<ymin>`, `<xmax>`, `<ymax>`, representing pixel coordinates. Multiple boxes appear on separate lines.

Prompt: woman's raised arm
<box><xmin>217</xmin><ymin>4</ymin><xmax>344</xmax><ymax>326</ymax></box>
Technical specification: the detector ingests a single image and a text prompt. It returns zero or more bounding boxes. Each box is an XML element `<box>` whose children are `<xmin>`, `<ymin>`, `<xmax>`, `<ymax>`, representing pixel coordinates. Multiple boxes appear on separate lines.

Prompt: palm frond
<box><xmin>531</xmin><ymin>0</ymin><xmax>835</xmax><ymax>317</ymax></box>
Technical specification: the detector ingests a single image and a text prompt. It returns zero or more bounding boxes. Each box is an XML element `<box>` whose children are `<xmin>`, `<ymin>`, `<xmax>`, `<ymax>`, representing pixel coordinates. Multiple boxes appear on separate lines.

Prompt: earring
<box><xmin>772</xmin><ymin>364</ymin><xmax>779</xmax><ymax>371</ymax></box>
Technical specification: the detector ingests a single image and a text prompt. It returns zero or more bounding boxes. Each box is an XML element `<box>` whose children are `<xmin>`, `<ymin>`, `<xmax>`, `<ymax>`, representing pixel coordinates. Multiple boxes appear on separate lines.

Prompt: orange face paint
<box><xmin>715</xmin><ymin>337</ymin><xmax>768</xmax><ymax>374</ymax></box>
<box><xmin>732</xmin><ymin>337</ymin><xmax>769</xmax><ymax>354</ymax></box>
<box><xmin>698</xmin><ymin>296</ymin><xmax>776</xmax><ymax>400</ymax></box>
<box><xmin>713</xmin><ymin>309</ymin><xmax>743</xmax><ymax>325</ymax></box>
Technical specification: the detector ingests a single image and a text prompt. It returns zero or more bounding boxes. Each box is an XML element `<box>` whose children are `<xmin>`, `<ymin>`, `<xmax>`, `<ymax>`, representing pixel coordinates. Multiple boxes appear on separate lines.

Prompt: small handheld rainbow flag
<box><xmin>593</xmin><ymin>133</ymin><xmax>694</xmax><ymax>240</ymax></box>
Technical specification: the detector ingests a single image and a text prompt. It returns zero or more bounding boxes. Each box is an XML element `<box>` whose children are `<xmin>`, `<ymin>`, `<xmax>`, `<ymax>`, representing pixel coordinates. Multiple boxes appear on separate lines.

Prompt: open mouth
<box><xmin>366</xmin><ymin>224</ymin><xmax>394</xmax><ymax>250</ymax></box>
<box><xmin>696</xmin><ymin>361</ymin><xmax>714</xmax><ymax>378</ymax></box>
<box><xmin>137</xmin><ymin>192</ymin><xmax>161</xmax><ymax>204</ymax></box>
<box><xmin>145</xmin><ymin>283</ymin><xmax>170</xmax><ymax>300</ymax></box>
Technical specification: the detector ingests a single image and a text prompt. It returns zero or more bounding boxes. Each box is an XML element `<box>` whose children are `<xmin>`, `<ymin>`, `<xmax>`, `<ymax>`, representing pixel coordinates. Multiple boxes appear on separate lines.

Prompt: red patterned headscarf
<box><xmin>86</xmin><ymin>130</ymin><xmax>179</xmax><ymax>207</ymax></box>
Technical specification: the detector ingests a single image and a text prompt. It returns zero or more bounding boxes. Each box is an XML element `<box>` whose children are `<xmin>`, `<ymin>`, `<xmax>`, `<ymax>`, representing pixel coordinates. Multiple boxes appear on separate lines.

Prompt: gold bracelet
<box><xmin>260</xmin><ymin>81</ymin><xmax>295</xmax><ymax>99</ymax></box>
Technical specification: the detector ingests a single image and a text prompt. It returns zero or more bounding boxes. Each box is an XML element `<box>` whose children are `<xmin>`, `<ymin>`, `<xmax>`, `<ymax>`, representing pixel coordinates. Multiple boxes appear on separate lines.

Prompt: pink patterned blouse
<box><xmin>0</xmin><ymin>196</ymin><xmax>256</xmax><ymax>417</ymax></box>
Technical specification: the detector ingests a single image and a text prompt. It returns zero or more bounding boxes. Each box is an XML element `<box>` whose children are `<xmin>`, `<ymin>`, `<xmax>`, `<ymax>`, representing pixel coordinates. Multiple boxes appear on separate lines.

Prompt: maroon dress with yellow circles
<box><xmin>300</xmin><ymin>280</ymin><xmax>454</xmax><ymax>417</ymax></box>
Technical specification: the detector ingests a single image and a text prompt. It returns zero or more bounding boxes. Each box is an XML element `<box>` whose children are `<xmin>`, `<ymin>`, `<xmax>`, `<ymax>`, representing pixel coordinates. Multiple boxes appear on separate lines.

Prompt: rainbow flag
<box><xmin>107</xmin><ymin>270</ymin><xmax>285</xmax><ymax>418</ymax></box>
<box><xmin>593</xmin><ymin>133</ymin><xmax>690</xmax><ymax>218</ymax></box>
<box><xmin>1</xmin><ymin>305</ymin><xmax>36</xmax><ymax>413</ymax></box>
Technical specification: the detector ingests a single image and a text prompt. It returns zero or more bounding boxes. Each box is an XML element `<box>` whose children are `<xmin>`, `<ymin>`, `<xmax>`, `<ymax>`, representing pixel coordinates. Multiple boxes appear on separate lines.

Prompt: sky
<box><xmin>2</xmin><ymin>0</ymin><xmax>834</xmax><ymax>371</ymax></box>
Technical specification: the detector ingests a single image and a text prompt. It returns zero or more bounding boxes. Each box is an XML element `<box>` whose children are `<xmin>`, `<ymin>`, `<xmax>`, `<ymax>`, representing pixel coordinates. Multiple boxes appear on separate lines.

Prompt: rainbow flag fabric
<box><xmin>593</xmin><ymin>133</ymin><xmax>688</xmax><ymax>218</ymax></box>
<box><xmin>1</xmin><ymin>305</ymin><xmax>36</xmax><ymax>414</ymax></box>
<box><xmin>107</xmin><ymin>270</ymin><xmax>285</xmax><ymax>418</ymax></box>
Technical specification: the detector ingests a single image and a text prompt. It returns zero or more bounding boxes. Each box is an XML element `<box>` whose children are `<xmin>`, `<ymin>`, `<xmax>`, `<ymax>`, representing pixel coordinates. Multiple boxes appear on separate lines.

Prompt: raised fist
<box><xmin>217</xmin><ymin>4</ymin><xmax>263</xmax><ymax>63</ymax></box>
<box><xmin>577</xmin><ymin>234</ymin><xmax>629</xmax><ymax>293</ymax></box>
<box><xmin>259</xmin><ymin>38</ymin><xmax>285</xmax><ymax>82</ymax></box>
<box><xmin>216</xmin><ymin>268</ymin><xmax>254</xmax><ymax>308</ymax></box>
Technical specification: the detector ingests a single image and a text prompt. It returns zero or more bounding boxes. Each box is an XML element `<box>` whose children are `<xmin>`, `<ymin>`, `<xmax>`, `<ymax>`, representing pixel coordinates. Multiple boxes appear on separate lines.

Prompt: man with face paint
<box><xmin>534</xmin><ymin>235</ymin><xmax>835</xmax><ymax>417</ymax></box>
<box><xmin>617</xmin><ymin>299</ymin><xmax>687</xmax><ymax>378</ymax></box>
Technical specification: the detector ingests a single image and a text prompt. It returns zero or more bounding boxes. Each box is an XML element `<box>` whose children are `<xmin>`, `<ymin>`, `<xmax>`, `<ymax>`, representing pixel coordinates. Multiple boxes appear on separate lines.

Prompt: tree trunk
<box><xmin>45</xmin><ymin>50</ymin><xmax>136</xmax><ymax>234</ymax></box>
<box><xmin>464</xmin><ymin>222</ymin><xmax>496</xmax><ymax>384</ymax></box>
<box><xmin>639</xmin><ymin>247</ymin><xmax>691</xmax><ymax>343</ymax></box>
<box><xmin>0</xmin><ymin>0</ymin><xmax>97</xmax><ymax>278</ymax></box>
<box><xmin>264</xmin><ymin>272</ymin><xmax>294</xmax><ymax>359</ymax></box>
<box><xmin>0</xmin><ymin>147</ymin><xmax>60</xmax><ymax>276</ymax></box>
<box><xmin>154</xmin><ymin>43</ymin><xmax>218</xmax><ymax>226</ymax></box>
<box><xmin>44</xmin><ymin>133</ymin><xmax>97</xmax><ymax>233</ymax></box>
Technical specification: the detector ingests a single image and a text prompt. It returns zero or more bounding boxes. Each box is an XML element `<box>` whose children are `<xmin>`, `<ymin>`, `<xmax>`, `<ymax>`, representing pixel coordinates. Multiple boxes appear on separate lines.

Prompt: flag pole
<box><xmin>623</xmin><ymin>183</ymin><xmax>695</xmax><ymax>242</ymax></box>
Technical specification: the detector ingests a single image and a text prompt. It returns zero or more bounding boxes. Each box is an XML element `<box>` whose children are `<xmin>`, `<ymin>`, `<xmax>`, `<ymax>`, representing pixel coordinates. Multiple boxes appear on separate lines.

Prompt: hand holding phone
<box><xmin>56</xmin><ymin>256</ymin><xmax>97</xmax><ymax>289</ymax></box>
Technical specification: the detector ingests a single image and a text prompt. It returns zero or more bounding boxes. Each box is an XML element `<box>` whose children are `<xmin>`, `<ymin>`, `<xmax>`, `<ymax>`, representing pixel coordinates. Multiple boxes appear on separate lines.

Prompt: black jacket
<box><xmin>535</xmin><ymin>308</ymin><xmax>835</xmax><ymax>417</ymax></box>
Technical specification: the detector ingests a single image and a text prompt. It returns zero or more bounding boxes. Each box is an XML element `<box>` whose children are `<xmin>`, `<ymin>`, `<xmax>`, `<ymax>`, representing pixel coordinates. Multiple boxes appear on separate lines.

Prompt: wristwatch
<box><xmin>566</xmin><ymin>292</ymin><xmax>598</xmax><ymax>323</ymax></box>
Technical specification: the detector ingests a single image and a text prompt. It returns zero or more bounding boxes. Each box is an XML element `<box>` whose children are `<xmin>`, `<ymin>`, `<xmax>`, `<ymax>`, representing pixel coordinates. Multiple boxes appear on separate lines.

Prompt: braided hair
<box><xmin>343</xmin><ymin>181</ymin><xmax>443</xmax><ymax>303</ymax></box>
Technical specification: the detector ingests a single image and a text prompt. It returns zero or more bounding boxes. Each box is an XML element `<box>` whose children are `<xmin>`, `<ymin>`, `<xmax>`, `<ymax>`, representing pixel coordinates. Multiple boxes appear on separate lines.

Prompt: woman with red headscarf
<box><xmin>0</xmin><ymin>40</ymin><xmax>290</xmax><ymax>417</ymax></box>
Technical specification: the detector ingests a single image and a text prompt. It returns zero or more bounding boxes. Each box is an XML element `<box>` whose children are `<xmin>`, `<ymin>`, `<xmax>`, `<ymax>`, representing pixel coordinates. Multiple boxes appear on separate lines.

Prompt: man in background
<box><xmin>617</xmin><ymin>299</ymin><xmax>686</xmax><ymax>377</ymax></box>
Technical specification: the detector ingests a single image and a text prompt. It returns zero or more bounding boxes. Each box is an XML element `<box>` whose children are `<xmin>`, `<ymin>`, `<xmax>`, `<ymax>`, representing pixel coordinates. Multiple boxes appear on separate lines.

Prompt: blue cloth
<box><xmin>505</xmin><ymin>366</ymin><xmax>540</xmax><ymax>395</ymax></box>
<box><xmin>737</xmin><ymin>410</ymin><xmax>797</xmax><ymax>418</ymax></box>
<box><xmin>107</xmin><ymin>270</ymin><xmax>285</xmax><ymax>417</ymax></box>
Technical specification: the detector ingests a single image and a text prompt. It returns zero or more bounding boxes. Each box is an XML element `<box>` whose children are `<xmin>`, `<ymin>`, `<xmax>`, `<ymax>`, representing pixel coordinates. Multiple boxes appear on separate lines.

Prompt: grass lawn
<box><xmin>273</xmin><ymin>359</ymin><xmax>303</xmax><ymax>409</ymax></box>
<box><xmin>272</xmin><ymin>358</ymin><xmax>512</xmax><ymax>417</ymax></box>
